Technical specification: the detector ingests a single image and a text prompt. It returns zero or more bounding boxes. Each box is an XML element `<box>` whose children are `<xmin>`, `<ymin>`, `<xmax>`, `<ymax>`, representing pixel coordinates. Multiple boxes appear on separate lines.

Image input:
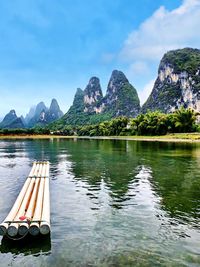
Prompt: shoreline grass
<box><xmin>0</xmin><ymin>133</ymin><xmax>200</xmax><ymax>142</ymax></box>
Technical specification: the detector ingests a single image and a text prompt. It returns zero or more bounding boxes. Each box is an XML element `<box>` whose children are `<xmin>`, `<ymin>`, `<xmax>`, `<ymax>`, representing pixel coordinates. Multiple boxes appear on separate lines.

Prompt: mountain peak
<box><xmin>76</xmin><ymin>87</ymin><xmax>83</xmax><ymax>93</ymax></box>
<box><xmin>110</xmin><ymin>69</ymin><xmax>128</xmax><ymax>80</ymax></box>
<box><xmin>102</xmin><ymin>70</ymin><xmax>140</xmax><ymax>117</ymax></box>
<box><xmin>10</xmin><ymin>109</ymin><xmax>16</xmax><ymax>115</ymax></box>
<box><xmin>51</xmin><ymin>98</ymin><xmax>57</xmax><ymax>103</ymax></box>
<box><xmin>35</xmin><ymin>102</ymin><xmax>47</xmax><ymax>115</ymax></box>
<box><xmin>142</xmin><ymin>47</ymin><xmax>200</xmax><ymax>113</ymax></box>
<box><xmin>0</xmin><ymin>109</ymin><xmax>25</xmax><ymax>129</ymax></box>
<box><xmin>3</xmin><ymin>109</ymin><xmax>17</xmax><ymax>121</ymax></box>
<box><xmin>84</xmin><ymin>77</ymin><xmax>102</xmax><ymax>96</ymax></box>
<box><xmin>84</xmin><ymin>76</ymin><xmax>103</xmax><ymax>110</ymax></box>
<box><xmin>26</xmin><ymin>99</ymin><xmax>63</xmax><ymax>127</ymax></box>
<box><xmin>73</xmin><ymin>88</ymin><xmax>84</xmax><ymax>105</ymax></box>
<box><xmin>88</xmin><ymin>76</ymin><xmax>100</xmax><ymax>85</ymax></box>
<box><xmin>160</xmin><ymin>48</ymin><xmax>200</xmax><ymax>74</ymax></box>
<box><xmin>106</xmin><ymin>70</ymin><xmax>129</xmax><ymax>96</ymax></box>
<box><xmin>57</xmin><ymin>69</ymin><xmax>140</xmax><ymax>127</ymax></box>
<box><xmin>103</xmin><ymin>70</ymin><xmax>140</xmax><ymax>117</ymax></box>
<box><xmin>49</xmin><ymin>98</ymin><xmax>59</xmax><ymax>111</ymax></box>
<box><xmin>47</xmin><ymin>98</ymin><xmax>63</xmax><ymax>122</ymax></box>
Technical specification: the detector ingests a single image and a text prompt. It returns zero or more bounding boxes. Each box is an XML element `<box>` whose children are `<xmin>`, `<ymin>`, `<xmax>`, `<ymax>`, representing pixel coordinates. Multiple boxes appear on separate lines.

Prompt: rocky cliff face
<box><xmin>36</xmin><ymin>99</ymin><xmax>64</xmax><ymax>126</ymax></box>
<box><xmin>28</xmin><ymin>102</ymin><xmax>48</xmax><ymax>127</ymax></box>
<box><xmin>142</xmin><ymin>48</ymin><xmax>200</xmax><ymax>113</ymax></box>
<box><xmin>84</xmin><ymin>77</ymin><xmax>103</xmax><ymax>113</ymax></box>
<box><xmin>59</xmin><ymin>79</ymin><xmax>103</xmax><ymax>126</ymax></box>
<box><xmin>0</xmin><ymin>110</ymin><xmax>25</xmax><ymax>128</ymax></box>
<box><xmin>49</xmin><ymin>99</ymin><xmax>63</xmax><ymax>119</ymax></box>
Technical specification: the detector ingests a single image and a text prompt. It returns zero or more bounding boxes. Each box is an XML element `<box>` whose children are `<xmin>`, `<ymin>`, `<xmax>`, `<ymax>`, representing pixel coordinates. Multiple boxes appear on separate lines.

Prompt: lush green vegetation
<box><xmin>75</xmin><ymin>108</ymin><xmax>199</xmax><ymax>137</ymax></box>
<box><xmin>162</xmin><ymin>48</ymin><xmax>200</xmax><ymax>74</ymax></box>
<box><xmin>77</xmin><ymin>116</ymin><xmax>129</xmax><ymax>136</ymax></box>
<box><xmin>0</xmin><ymin>127</ymin><xmax>50</xmax><ymax>135</ymax></box>
<box><xmin>50</xmin><ymin>71</ymin><xmax>140</xmax><ymax>128</ymax></box>
<box><xmin>103</xmin><ymin>82</ymin><xmax>140</xmax><ymax>117</ymax></box>
<box><xmin>50</xmin><ymin>112</ymin><xmax>113</xmax><ymax>130</ymax></box>
<box><xmin>142</xmin><ymin>48</ymin><xmax>200</xmax><ymax>113</ymax></box>
<box><xmin>113</xmin><ymin>83</ymin><xmax>140</xmax><ymax>116</ymax></box>
<box><xmin>49</xmin><ymin>88</ymin><xmax>114</xmax><ymax>128</ymax></box>
<box><xmin>0</xmin><ymin>108</ymin><xmax>199</xmax><ymax>137</ymax></box>
<box><xmin>47</xmin><ymin>107</ymin><xmax>199</xmax><ymax>136</ymax></box>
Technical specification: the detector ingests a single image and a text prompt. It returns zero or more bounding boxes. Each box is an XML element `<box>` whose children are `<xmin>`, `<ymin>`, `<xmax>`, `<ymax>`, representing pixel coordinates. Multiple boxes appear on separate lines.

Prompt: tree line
<box><xmin>0</xmin><ymin>108</ymin><xmax>199</xmax><ymax>136</ymax></box>
<box><xmin>75</xmin><ymin>108</ymin><xmax>199</xmax><ymax>136</ymax></box>
<box><xmin>0</xmin><ymin>127</ymin><xmax>50</xmax><ymax>135</ymax></box>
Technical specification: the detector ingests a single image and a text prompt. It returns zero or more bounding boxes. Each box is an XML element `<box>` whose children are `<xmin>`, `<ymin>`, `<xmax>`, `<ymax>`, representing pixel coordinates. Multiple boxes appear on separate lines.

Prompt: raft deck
<box><xmin>0</xmin><ymin>161</ymin><xmax>50</xmax><ymax>238</ymax></box>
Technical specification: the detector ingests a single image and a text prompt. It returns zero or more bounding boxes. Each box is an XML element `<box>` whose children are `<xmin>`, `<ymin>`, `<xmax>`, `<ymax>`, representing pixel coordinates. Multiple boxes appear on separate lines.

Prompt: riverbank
<box><xmin>0</xmin><ymin>133</ymin><xmax>200</xmax><ymax>142</ymax></box>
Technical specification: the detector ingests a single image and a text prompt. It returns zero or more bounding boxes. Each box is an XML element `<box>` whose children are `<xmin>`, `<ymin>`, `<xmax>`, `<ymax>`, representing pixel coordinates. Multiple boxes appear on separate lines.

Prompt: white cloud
<box><xmin>118</xmin><ymin>0</ymin><xmax>200</xmax><ymax>105</ymax></box>
<box><xmin>120</xmin><ymin>0</ymin><xmax>200</xmax><ymax>62</ymax></box>
<box><xmin>138</xmin><ymin>79</ymin><xmax>155</xmax><ymax>105</ymax></box>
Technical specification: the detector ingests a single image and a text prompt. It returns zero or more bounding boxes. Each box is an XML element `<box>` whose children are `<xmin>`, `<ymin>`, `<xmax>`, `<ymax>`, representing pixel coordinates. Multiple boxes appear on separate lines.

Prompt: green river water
<box><xmin>0</xmin><ymin>138</ymin><xmax>200</xmax><ymax>266</ymax></box>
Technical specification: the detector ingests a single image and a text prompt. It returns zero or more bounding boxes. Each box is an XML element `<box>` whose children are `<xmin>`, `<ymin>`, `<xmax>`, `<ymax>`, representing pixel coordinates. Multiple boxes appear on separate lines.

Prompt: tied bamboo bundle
<box><xmin>0</xmin><ymin>161</ymin><xmax>50</xmax><ymax>238</ymax></box>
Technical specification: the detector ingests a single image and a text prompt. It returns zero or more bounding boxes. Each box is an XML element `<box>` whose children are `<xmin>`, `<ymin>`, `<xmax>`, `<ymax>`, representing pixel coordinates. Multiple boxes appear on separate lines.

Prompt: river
<box><xmin>0</xmin><ymin>138</ymin><xmax>200</xmax><ymax>266</ymax></box>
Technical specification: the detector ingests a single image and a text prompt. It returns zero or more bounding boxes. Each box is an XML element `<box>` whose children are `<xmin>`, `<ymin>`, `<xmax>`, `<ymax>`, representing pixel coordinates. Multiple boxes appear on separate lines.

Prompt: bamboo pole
<box><xmin>18</xmin><ymin>177</ymin><xmax>40</xmax><ymax>236</ymax></box>
<box><xmin>38</xmin><ymin>163</ymin><xmax>43</xmax><ymax>177</ymax></box>
<box><xmin>0</xmin><ymin>223</ymin><xmax>8</xmax><ymax>236</ymax></box>
<box><xmin>40</xmin><ymin>173</ymin><xmax>50</xmax><ymax>235</ymax></box>
<box><xmin>45</xmin><ymin>162</ymin><xmax>50</xmax><ymax>177</ymax></box>
<box><xmin>28</xmin><ymin>162</ymin><xmax>37</xmax><ymax>177</ymax></box>
<box><xmin>29</xmin><ymin>177</ymin><xmax>45</xmax><ymax>236</ymax></box>
<box><xmin>41</xmin><ymin>163</ymin><xmax>47</xmax><ymax>177</ymax></box>
<box><xmin>7</xmin><ymin>178</ymin><xmax>36</xmax><ymax>237</ymax></box>
<box><xmin>0</xmin><ymin>176</ymin><xmax>32</xmax><ymax>236</ymax></box>
<box><xmin>33</xmin><ymin>163</ymin><xmax>41</xmax><ymax>177</ymax></box>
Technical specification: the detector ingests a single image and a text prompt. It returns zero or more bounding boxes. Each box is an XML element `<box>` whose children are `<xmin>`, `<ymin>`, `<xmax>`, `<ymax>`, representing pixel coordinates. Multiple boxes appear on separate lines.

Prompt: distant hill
<box><xmin>28</xmin><ymin>101</ymin><xmax>48</xmax><ymax>127</ymax></box>
<box><xmin>0</xmin><ymin>99</ymin><xmax>63</xmax><ymax>129</ymax></box>
<box><xmin>0</xmin><ymin>110</ymin><xmax>25</xmax><ymax>129</ymax></box>
<box><xmin>26</xmin><ymin>99</ymin><xmax>63</xmax><ymax>127</ymax></box>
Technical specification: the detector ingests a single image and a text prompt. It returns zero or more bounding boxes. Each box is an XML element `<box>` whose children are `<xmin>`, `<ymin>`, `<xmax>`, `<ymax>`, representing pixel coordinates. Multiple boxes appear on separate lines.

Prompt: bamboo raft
<box><xmin>0</xmin><ymin>161</ymin><xmax>50</xmax><ymax>239</ymax></box>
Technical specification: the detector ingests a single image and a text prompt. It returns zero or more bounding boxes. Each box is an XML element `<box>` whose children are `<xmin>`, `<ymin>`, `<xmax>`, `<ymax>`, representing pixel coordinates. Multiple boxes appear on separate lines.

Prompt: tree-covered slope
<box><xmin>51</xmin><ymin>70</ymin><xmax>140</xmax><ymax>129</ymax></box>
<box><xmin>102</xmin><ymin>70</ymin><xmax>140</xmax><ymax>117</ymax></box>
<box><xmin>142</xmin><ymin>48</ymin><xmax>200</xmax><ymax>113</ymax></box>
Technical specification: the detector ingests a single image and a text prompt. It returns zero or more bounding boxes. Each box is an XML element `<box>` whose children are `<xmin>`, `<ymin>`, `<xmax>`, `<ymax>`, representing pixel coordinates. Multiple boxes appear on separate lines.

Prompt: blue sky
<box><xmin>0</xmin><ymin>0</ymin><xmax>199</xmax><ymax>118</ymax></box>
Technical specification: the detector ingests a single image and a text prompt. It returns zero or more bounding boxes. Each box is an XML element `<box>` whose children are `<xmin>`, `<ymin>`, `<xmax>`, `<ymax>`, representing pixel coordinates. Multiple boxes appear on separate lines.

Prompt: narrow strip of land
<box><xmin>0</xmin><ymin>133</ymin><xmax>200</xmax><ymax>142</ymax></box>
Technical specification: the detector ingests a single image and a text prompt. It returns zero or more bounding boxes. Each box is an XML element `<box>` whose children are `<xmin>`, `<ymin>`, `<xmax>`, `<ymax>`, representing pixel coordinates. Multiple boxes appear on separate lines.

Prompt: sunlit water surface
<box><xmin>0</xmin><ymin>139</ymin><xmax>200</xmax><ymax>266</ymax></box>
